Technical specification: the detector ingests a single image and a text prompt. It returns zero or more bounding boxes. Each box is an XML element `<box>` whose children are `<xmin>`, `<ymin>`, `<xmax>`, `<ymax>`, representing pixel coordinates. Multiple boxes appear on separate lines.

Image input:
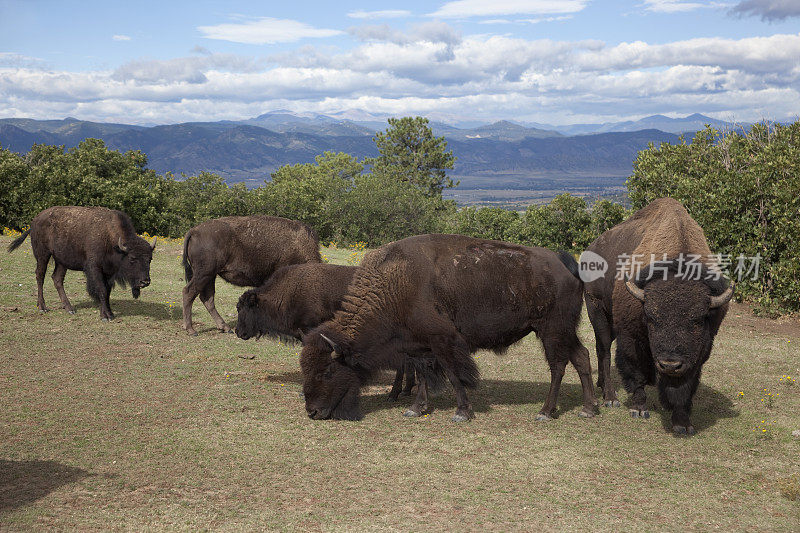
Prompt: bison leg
<box><xmin>615</xmin><ymin>334</ymin><xmax>650</xmax><ymax>419</ymax></box>
<box><xmin>658</xmin><ymin>375</ymin><xmax>700</xmax><ymax>436</ymax></box>
<box><xmin>387</xmin><ymin>367</ymin><xmax>404</xmax><ymax>402</ymax></box>
<box><xmin>403</xmin><ymin>377</ymin><xmax>429</xmax><ymax>417</ymax></box>
<box><xmin>51</xmin><ymin>261</ymin><xmax>75</xmax><ymax>314</ymax></box>
<box><xmin>536</xmin><ymin>347</ymin><xmax>568</xmax><ymax>421</ymax></box>
<box><xmin>35</xmin><ymin>252</ymin><xmax>51</xmax><ymax>312</ymax></box>
<box><xmin>182</xmin><ymin>276</ymin><xmax>203</xmax><ymax>335</ymax></box>
<box><xmin>86</xmin><ymin>265</ymin><xmax>114</xmax><ymax>321</ymax></box>
<box><xmin>199</xmin><ymin>278</ymin><xmax>231</xmax><ymax>333</ymax></box>
<box><xmin>585</xmin><ymin>297</ymin><xmax>620</xmax><ymax>407</ymax></box>
<box><xmin>569</xmin><ymin>342</ymin><xmax>599</xmax><ymax>418</ymax></box>
<box><xmin>402</xmin><ymin>360</ymin><xmax>416</xmax><ymax>396</ymax></box>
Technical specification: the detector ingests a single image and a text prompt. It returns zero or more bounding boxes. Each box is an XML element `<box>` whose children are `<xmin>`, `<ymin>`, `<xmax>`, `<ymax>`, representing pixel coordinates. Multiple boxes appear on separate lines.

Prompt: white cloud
<box><xmin>2</xmin><ymin>25</ymin><xmax>799</xmax><ymax>125</ymax></box>
<box><xmin>112</xmin><ymin>35</ymin><xmax>131</xmax><ymax>41</ymax></box>
<box><xmin>429</xmin><ymin>0</ymin><xmax>589</xmax><ymax>18</ymax></box>
<box><xmin>197</xmin><ymin>17</ymin><xmax>343</xmax><ymax>45</ymax></box>
<box><xmin>347</xmin><ymin>10</ymin><xmax>412</xmax><ymax>20</ymax></box>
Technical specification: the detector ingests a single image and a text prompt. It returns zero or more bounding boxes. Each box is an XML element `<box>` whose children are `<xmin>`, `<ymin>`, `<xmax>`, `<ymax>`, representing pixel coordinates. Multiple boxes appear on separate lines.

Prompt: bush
<box><xmin>628</xmin><ymin>120</ymin><xmax>800</xmax><ymax>312</ymax></box>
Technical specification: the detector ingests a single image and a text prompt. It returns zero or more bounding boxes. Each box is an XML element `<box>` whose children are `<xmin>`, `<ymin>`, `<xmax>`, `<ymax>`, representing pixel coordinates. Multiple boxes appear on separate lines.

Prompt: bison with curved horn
<box><xmin>7</xmin><ymin>206</ymin><xmax>156</xmax><ymax>321</ymax></box>
<box><xmin>181</xmin><ymin>215</ymin><xmax>321</xmax><ymax>336</ymax></box>
<box><xmin>583</xmin><ymin>197</ymin><xmax>734</xmax><ymax>435</ymax></box>
<box><xmin>300</xmin><ymin>234</ymin><xmax>597</xmax><ymax>423</ymax></box>
<box><xmin>235</xmin><ymin>262</ymin><xmax>416</xmax><ymax>400</ymax></box>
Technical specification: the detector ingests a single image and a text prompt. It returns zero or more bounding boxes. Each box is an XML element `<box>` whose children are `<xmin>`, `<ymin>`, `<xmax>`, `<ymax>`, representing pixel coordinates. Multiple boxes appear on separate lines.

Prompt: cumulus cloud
<box><xmin>429</xmin><ymin>0</ymin><xmax>589</xmax><ymax>18</ymax></box>
<box><xmin>347</xmin><ymin>10</ymin><xmax>411</xmax><ymax>19</ymax></box>
<box><xmin>198</xmin><ymin>17</ymin><xmax>343</xmax><ymax>44</ymax></box>
<box><xmin>112</xmin><ymin>54</ymin><xmax>264</xmax><ymax>84</ymax></box>
<box><xmin>112</xmin><ymin>35</ymin><xmax>131</xmax><ymax>41</ymax></box>
<box><xmin>2</xmin><ymin>24</ymin><xmax>799</xmax><ymax>125</ymax></box>
<box><xmin>730</xmin><ymin>0</ymin><xmax>800</xmax><ymax>21</ymax></box>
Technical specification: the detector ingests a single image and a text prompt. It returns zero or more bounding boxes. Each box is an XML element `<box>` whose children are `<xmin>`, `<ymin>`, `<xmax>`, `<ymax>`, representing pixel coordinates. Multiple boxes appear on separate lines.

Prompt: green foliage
<box><xmin>443</xmin><ymin>206</ymin><xmax>519</xmax><ymax>241</ymax></box>
<box><xmin>505</xmin><ymin>194</ymin><xmax>593</xmax><ymax>251</ymax></box>
<box><xmin>369</xmin><ymin>117</ymin><xmax>457</xmax><ymax>197</ymax></box>
<box><xmin>628</xmin><ymin>120</ymin><xmax>800</xmax><ymax>312</ymax></box>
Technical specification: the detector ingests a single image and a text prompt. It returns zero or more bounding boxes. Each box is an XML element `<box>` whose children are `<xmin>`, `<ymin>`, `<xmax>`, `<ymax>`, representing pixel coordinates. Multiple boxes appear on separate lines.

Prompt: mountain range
<box><xmin>0</xmin><ymin>112</ymin><xmax>744</xmax><ymax>192</ymax></box>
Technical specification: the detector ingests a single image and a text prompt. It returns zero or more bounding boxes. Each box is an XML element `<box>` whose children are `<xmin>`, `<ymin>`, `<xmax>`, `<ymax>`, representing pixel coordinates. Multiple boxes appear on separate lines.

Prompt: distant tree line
<box><xmin>2</xmin><ymin>117</ymin><xmax>797</xmax><ymax>312</ymax></box>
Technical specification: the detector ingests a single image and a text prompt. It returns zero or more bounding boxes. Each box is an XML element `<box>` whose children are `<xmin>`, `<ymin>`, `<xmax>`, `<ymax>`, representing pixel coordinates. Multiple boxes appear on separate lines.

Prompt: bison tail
<box><xmin>7</xmin><ymin>229</ymin><xmax>30</xmax><ymax>253</ymax></box>
<box><xmin>558</xmin><ymin>250</ymin><xmax>581</xmax><ymax>282</ymax></box>
<box><xmin>182</xmin><ymin>232</ymin><xmax>193</xmax><ymax>282</ymax></box>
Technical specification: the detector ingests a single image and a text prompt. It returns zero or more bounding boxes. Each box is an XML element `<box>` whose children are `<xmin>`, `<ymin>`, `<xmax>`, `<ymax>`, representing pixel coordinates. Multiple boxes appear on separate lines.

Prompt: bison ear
<box><xmin>115</xmin><ymin>237</ymin><xmax>128</xmax><ymax>254</ymax></box>
<box><xmin>624</xmin><ymin>274</ymin><xmax>646</xmax><ymax>302</ymax></box>
<box><xmin>320</xmin><ymin>333</ymin><xmax>342</xmax><ymax>356</ymax></box>
<box><xmin>150</xmin><ymin>237</ymin><xmax>157</xmax><ymax>251</ymax></box>
<box><xmin>242</xmin><ymin>291</ymin><xmax>259</xmax><ymax>307</ymax></box>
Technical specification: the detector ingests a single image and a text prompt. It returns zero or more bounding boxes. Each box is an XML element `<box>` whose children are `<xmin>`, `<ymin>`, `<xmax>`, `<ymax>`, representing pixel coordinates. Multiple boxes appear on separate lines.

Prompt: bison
<box><xmin>7</xmin><ymin>206</ymin><xmax>156</xmax><ymax>321</ymax></box>
<box><xmin>583</xmin><ymin>198</ymin><xmax>733</xmax><ymax>435</ymax></box>
<box><xmin>300</xmin><ymin>234</ymin><xmax>597</xmax><ymax>422</ymax></box>
<box><xmin>181</xmin><ymin>215</ymin><xmax>321</xmax><ymax>336</ymax></box>
<box><xmin>235</xmin><ymin>262</ymin><xmax>416</xmax><ymax>400</ymax></box>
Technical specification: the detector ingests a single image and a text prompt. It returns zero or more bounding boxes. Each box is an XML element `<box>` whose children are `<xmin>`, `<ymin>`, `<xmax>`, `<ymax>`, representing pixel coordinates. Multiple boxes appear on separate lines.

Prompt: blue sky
<box><xmin>1</xmin><ymin>0</ymin><xmax>799</xmax><ymax>125</ymax></box>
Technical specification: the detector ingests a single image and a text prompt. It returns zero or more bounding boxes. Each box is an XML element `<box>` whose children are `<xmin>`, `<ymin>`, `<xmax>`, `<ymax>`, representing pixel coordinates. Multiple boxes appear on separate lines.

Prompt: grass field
<box><xmin>1</xmin><ymin>235</ymin><xmax>799</xmax><ymax>531</ymax></box>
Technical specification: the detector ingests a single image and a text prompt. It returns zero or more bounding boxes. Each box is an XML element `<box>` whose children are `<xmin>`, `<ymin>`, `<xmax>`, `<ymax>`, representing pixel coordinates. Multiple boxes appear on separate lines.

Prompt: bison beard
<box><xmin>300</xmin><ymin>234</ymin><xmax>597</xmax><ymax>423</ymax></box>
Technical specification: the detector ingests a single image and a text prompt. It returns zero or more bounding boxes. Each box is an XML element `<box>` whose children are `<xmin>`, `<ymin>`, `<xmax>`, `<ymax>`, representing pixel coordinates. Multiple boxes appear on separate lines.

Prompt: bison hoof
<box><xmin>451</xmin><ymin>413</ymin><xmax>471</xmax><ymax>423</ymax></box>
<box><xmin>578</xmin><ymin>408</ymin><xmax>595</xmax><ymax>418</ymax></box>
<box><xmin>67</xmin><ymin>310</ymin><xmax>75</xmax><ymax>315</ymax></box>
<box><xmin>629</xmin><ymin>409</ymin><xmax>650</xmax><ymax>419</ymax></box>
<box><xmin>535</xmin><ymin>413</ymin><xmax>553</xmax><ymax>422</ymax></box>
<box><xmin>402</xmin><ymin>409</ymin><xmax>421</xmax><ymax>418</ymax></box>
<box><xmin>673</xmin><ymin>425</ymin><xmax>696</xmax><ymax>436</ymax></box>
<box><xmin>603</xmin><ymin>399</ymin><xmax>621</xmax><ymax>408</ymax></box>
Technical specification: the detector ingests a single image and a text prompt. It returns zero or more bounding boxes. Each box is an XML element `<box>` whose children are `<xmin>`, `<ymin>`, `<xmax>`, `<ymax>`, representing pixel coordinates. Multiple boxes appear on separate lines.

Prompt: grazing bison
<box><xmin>235</xmin><ymin>262</ymin><xmax>416</xmax><ymax>400</ymax></box>
<box><xmin>301</xmin><ymin>234</ymin><xmax>597</xmax><ymax>422</ymax></box>
<box><xmin>7</xmin><ymin>206</ymin><xmax>156</xmax><ymax>321</ymax></box>
<box><xmin>583</xmin><ymin>198</ymin><xmax>733</xmax><ymax>435</ymax></box>
<box><xmin>181</xmin><ymin>215</ymin><xmax>321</xmax><ymax>336</ymax></box>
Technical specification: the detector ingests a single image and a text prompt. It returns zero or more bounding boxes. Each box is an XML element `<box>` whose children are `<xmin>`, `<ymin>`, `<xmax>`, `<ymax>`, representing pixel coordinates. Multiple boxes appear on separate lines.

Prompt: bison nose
<box><xmin>656</xmin><ymin>359</ymin><xmax>684</xmax><ymax>375</ymax></box>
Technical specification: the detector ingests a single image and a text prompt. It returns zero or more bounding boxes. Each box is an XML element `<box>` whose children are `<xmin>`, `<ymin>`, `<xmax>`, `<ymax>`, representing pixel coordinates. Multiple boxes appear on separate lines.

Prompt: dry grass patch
<box><xmin>1</xmin><ymin>236</ymin><xmax>799</xmax><ymax>531</ymax></box>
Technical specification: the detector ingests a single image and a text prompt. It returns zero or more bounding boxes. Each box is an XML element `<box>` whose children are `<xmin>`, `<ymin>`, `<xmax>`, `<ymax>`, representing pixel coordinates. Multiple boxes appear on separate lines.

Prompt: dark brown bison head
<box><xmin>626</xmin><ymin>260</ymin><xmax>733</xmax><ymax>377</ymax></box>
<box><xmin>235</xmin><ymin>287</ymin><xmax>301</xmax><ymax>342</ymax></box>
<box><xmin>300</xmin><ymin>332</ymin><xmax>363</xmax><ymax>421</ymax></box>
<box><xmin>114</xmin><ymin>236</ymin><xmax>155</xmax><ymax>298</ymax></box>
<box><xmin>235</xmin><ymin>289</ymin><xmax>266</xmax><ymax>340</ymax></box>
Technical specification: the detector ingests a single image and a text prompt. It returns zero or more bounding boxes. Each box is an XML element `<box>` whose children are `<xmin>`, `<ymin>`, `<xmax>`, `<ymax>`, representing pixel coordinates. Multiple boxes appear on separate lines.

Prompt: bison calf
<box><xmin>7</xmin><ymin>206</ymin><xmax>155</xmax><ymax>321</ymax></box>
<box><xmin>182</xmin><ymin>215</ymin><xmax>321</xmax><ymax>336</ymax></box>
<box><xmin>301</xmin><ymin>234</ymin><xmax>597</xmax><ymax>423</ymax></box>
<box><xmin>235</xmin><ymin>262</ymin><xmax>415</xmax><ymax>400</ymax></box>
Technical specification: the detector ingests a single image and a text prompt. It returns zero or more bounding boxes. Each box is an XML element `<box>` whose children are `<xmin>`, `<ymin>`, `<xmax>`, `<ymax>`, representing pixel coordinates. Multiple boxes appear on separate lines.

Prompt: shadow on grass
<box><xmin>361</xmin><ymin>378</ymin><xmax>590</xmax><ymax>417</ymax></box>
<box><xmin>657</xmin><ymin>382</ymin><xmax>739</xmax><ymax>435</ymax></box>
<box><xmin>0</xmin><ymin>459</ymin><xmax>90</xmax><ymax>512</ymax></box>
<box><xmin>262</xmin><ymin>370</ymin><xmax>589</xmax><ymax>417</ymax></box>
<box><xmin>74</xmin><ymin>299</ymin><xmax>175</xmax><ymax>320</ymax></box>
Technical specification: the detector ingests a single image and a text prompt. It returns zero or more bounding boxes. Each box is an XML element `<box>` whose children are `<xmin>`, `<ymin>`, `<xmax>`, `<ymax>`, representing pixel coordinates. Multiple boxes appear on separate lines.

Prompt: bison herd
<box><xmin>8</xmin><ymin>198</ymin><xmax>734</xmax><ymax>435</ymax></box>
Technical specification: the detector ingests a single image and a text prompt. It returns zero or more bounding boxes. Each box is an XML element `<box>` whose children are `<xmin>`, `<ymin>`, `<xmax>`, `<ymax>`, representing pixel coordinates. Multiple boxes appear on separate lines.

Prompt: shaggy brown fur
<box><xmin>584</xmin><ymin>198</ymin><xmax>733</xmax><ymax>435</ymax></box>
<box><xmin>181</xmin><ymin>215</ymin><xmax>321</xmax><ymax>336</ymax></box>
<box><xmin>236</xmin><ymin>262</ymin><xmax>416</xmax><ymax>400</ymax></box>
<box><xmin>8</xmin><ymin>206</ymin><xmax>155</xmax><ymax>321</ymax></box>
<box><xmin>301</xmin><ymin>234</ymin><xmax>596</xmax><ymax>422</ymax></box>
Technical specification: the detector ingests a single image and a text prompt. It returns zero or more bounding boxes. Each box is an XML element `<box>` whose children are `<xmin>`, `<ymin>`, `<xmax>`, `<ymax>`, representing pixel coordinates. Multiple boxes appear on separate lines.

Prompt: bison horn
<box><xmin>625</xmin><ymin>275</ymin><xmax>646</xmax><ymax>302</ymax></box>
<box><xmin>709</xmin><ymin>283</ymin><xmax>734</xmax><ymax>309</ymax></box>
<box><xmin>117</xmin><ymin>237</ymin><xmax>128</xmax><ymax>253</ymax></box>
<box><xmin>150</xmin><ymin>236</ymin><xmax>157</xmax><ymax>250</ymax></box>
<box><xmin>320</xmin><ymin>333</ymin><xmax>341</xmax><ymax>355</ymax></box>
